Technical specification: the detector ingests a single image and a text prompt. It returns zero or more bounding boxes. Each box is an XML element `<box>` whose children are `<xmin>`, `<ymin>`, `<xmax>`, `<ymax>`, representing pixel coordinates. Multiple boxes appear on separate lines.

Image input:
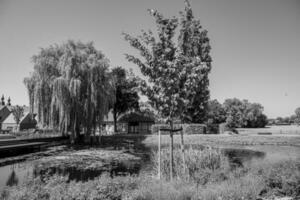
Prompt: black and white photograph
<box><xmin>0</xmin><ymin>0</ymin><xmax>299</xmax><ymax>199</ymax></box>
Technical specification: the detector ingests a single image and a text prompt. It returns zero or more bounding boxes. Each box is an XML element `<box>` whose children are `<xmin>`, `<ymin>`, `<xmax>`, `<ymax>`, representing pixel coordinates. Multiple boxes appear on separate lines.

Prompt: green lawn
<box><xmin>142</xmin><ymin>133</ymin><xmax>300</xmax><ymax>147</ymax></box>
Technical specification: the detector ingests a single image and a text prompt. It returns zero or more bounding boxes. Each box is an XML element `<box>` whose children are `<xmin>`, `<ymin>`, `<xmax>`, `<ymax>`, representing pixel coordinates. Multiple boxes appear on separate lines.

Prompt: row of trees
<box><xmin>207</xmin><ymin>98</ymin><xmax>268</xmax><ymax>128</ymax></box>
<box><xmin>270</xmin><ymin>107</ymin><xmax>300</xmax><ymax>125</ymax></box>
<box><xmin>23</xmin><ymin>41</ymin><xmax>140</xmax><ymax>143</ymax></box>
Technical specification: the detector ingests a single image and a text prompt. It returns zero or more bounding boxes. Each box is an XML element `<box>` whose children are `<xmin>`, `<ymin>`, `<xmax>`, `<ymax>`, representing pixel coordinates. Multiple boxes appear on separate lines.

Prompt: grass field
<box><xmin>237</xmin><ymin>125</ymin><xmax>300</xmax><ymax>135</ymax></box>
<box><xmin>143</xmin><ymin>132</ymin><xmax>300</xmax><ymax>147</ymax></box>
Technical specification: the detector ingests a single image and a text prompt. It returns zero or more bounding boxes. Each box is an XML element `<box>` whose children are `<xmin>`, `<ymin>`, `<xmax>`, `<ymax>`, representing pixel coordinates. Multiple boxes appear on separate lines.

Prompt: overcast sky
<box><xmin>0</xmin><ymin>0</ymin><xmax>299</xmax><ymax>118</ymax></box>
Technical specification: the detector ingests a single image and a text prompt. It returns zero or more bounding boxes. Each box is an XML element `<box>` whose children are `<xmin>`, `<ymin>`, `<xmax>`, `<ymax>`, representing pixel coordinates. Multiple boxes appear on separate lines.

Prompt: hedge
<box><xmin>151</xmin><ymin>124</ymin><xmax>207</xmax><ymax>135</ymax></box>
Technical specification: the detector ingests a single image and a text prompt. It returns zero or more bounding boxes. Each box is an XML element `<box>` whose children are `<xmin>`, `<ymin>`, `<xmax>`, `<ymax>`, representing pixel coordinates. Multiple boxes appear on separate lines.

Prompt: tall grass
<box><xmin>153</xmin><ymin>147</ymin><xmax>230</xmax><ymax>184</ymax></box>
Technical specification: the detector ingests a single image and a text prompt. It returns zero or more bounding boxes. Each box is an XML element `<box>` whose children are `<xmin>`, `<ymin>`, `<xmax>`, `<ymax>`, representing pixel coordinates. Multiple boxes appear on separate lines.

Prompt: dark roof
<box><xmin>118</xmin><ymin>112</ymin><xmax>155</xmax><ymax>123</ymax></box>
<box><xmin>0</xmin><ymin>106</ymin><xmax>11</xmax><ymax>123</ymax></box>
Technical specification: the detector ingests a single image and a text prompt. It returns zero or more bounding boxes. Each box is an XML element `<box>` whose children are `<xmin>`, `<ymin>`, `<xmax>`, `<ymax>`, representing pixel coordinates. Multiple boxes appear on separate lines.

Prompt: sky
<box><xmin>0</xmin><ymin>0</ymin><xmax>299</xmax><ymax>118</ymax></box>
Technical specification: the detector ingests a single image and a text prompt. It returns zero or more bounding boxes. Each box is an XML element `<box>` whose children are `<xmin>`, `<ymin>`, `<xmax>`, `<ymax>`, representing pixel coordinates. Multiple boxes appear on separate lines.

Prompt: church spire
<box><xmin>1</xmin><ymin>95</ymin><xmax>4</xmax><ymax>106</ymax></box>
<box><xmin>7</xmin><ymin>97</ymin><xmax>11</xmax><ymax>106</ymax></box>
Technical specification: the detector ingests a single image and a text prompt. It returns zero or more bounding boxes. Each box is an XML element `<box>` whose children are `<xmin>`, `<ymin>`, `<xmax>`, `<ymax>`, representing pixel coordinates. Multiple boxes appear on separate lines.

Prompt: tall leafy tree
<box><xmin>139</xmin><ymin>101</ymin><xmax>162</xmax><ymax>122</ymax></box>
<box><xmin>223</xmin><ymin>98</ymin><xmax>245</xmax><ymax>128</ymax></box>
<box><xmin>295</xmin><ymin>107</ymin><xmax>300</xmax><ymax>124</ymax></box>
<box><xmin>244</xmin><ymin>102</ymin><xmax>267</xmax><ymax>128</ymax></box>
<box><xmin>207</xmin><ymin>99</ymin><xmax>226</xmax><ymax>124</ymax></box>
<box><xmin>124</xmin><ymin>1</ymin><xmax>211</xmax><ymax>179</ymax></box>
<box><xmin>24</xmin><ymin>41</ymin><xmax>115</xmax><ymax>143</ymax></box>
<box><xmin>24</xmin><ymin>45</ymin><xmax>61</xmax><ymax>127</ymax></box>
<box><xmin>111</xmin><ymin>66</ymin><xmax>139</xmax><ymax>132</ymax></box>
<box><xmin>11</xmin><ymin>105</ymin><xmax>24</xmax><ymax>131</ymax></box>
<box><xmin>123</xmin><ymin>0</ymin><xmax>211</xmax><ymax>126</ymax></box>
<box><xmin>223</xmin><ymin>98</ymin><xmax>268</xmax><ymax>128</ymax></box>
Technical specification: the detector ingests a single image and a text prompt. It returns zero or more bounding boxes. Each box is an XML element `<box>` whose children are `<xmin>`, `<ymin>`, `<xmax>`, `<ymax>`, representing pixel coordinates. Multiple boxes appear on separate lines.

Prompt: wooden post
<box><xmin>170</xmin><ymin>121</ymin><xmax>174</xmax><ymax>181</ymax></box>
<box><xmin>170</xmin><ymin>131</ymin><xmax>173</xmax><ymax>181</ymax></box>
<box><xmin>158</xmin><ymin>129</ymin><xmax>161</xmax><ymax>179</ymax></box>
<box><xmin>180</xmin><ymin>127</ymin><xmax>186</xmax><ymax>177</ymax></box>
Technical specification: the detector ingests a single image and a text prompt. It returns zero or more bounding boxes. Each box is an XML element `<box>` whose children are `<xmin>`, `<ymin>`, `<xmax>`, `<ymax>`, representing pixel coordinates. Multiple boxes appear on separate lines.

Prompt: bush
<box><xmin>1</xmin><ymin>174</ymin><xmax>140</xmax><ymax>200</ymax></box>
<box><xmin>206</xmin><ymin>123</ymin><xmax>219</xmax><ymax>134</ymax></box>
<box><xmin>151</xmin><ymin>124</ymin><xmax>206</xmax><ymax>135</ymax></box>
<box><xmin>182</xmin><ymin>124</ymin><xmax>206</xmax><ymax>135</ymax></box>
<box><xmin>198</xmin><ymin>174</ymin><xmax>264</xmax><ymax>200</ymax></box>
<box><xmin>128</xmin><ymin>179</ymin><xmax>196</xmax><ymax>200</ymax></box>
<box><xmin>262</xmin><ymin>160</ymin><xmax>300</xmax><ymax>197</ymax></box>
<box><xmin>219</xmin><ymin>123</ymin><xmax>238</xmax><ymax>134</ymax></box>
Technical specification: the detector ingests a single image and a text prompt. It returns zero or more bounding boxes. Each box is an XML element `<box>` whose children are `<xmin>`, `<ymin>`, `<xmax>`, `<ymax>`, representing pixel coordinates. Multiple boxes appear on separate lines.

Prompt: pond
<box><xmin>0</xmin><ymin>144</ymin><xmax>299</xmax><ymax>190</ymax></box>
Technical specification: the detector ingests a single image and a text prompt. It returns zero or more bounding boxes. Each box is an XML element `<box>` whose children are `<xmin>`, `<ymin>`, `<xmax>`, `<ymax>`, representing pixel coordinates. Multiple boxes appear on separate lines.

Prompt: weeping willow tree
<box><xmin>24</xmin><ymin>45</ymin><xmax>61</xmax><ymax>127</ymax></box>
<box><xmin>24</xmin><ymin>40</ymin><xmax>115</xmax><ymax>143</ymax></box>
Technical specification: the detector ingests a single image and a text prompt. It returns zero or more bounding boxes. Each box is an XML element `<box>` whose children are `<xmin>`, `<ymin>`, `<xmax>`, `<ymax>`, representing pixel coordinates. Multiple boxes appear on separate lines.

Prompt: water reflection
<box><xmin>222</xmin><ymin>148</ymin><xmax>266</xmax><ymax>168</ymax></box>
<box><xmin>34</xmin><ymin>160</ymin><xmax>142</xmax><ymax>182</ymax></box>
<box><xmin>6</xmin><ymin>170</ymin><xmax>19</xmax><ymax>186</ymax></box>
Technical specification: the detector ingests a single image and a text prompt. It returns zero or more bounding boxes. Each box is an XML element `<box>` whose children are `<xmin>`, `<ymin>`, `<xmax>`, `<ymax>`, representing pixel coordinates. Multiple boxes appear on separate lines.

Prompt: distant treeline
<box><xmin>207</xmin><ymin>98</ymin><xmax>268</xmax><ymax>128</ymax></box>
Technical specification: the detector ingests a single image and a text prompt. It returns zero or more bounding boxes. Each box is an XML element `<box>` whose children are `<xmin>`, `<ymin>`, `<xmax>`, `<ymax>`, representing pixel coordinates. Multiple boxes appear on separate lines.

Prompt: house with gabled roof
<box><xmin>0</xmin><ymin>106</ymin><xmax>11</xmax><ymax>130</ymax></box>
<box><xmin>1</xmin><ymin>111</ymin><xmax>37</xmax><ymax>132</ymax></box>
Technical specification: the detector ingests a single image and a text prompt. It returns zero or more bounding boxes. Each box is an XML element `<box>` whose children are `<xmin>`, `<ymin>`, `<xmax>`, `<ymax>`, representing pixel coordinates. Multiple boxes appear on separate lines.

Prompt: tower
<box><xmin>1</xmin><ymin>95</ymin><xmax>4</xmax><ymax>106</ymax></box>
<box><xmin>7</xmin><ymin>97</ymin><xmax>11</xmax><ymax>106</ymax></box>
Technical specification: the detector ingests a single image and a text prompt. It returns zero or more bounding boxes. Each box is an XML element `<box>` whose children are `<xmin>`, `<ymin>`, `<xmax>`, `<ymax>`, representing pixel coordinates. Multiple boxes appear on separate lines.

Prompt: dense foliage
<box><xmin>207</xmin><ymin>99</ymin><xmax>226</xmax><ymax>124</ymax></box>
<box><xmin>124</xmin><ymin>0</ymin><xmax>211</xmax><ymax>125</ymax></box>
<box><xmin>24</xmin><ymin>40</ymin><xmax>115</xmax><ymax>143</ymax></box>
<box><xmin>224</xmin><ymin>98</ymin><xmax>268</xmax><ymax>128</ymax></box>
<box><xmin>207</xmin><ymin>98</ymin><xmax>268</xmax><ymax>128</ymax></box>
<box><xmin>295</xmin><ymin>107</ymin><xmax>300</xmax><ymax>124</ymax></box>
<box><xmin>111</xmin><ymin>67</ymin><xmax>140</xmax><ymax>132</ymax></box>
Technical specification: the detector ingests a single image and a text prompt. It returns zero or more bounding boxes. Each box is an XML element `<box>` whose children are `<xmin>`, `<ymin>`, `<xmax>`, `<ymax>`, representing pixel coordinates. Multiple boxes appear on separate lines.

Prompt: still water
<box><xmin>0</xmin><ymin>162</ymin><xmax>33</xmax><ymax>188</ymax></box>
<box><xmin>0</xmin><ymin>145</ymin><xmax>299</xmax><ymax>190</ymax></box>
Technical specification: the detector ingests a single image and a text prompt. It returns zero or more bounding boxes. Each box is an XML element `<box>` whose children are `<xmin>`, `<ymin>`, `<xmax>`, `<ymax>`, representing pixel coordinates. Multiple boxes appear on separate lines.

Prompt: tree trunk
<box><xmin>113</xmin><ymin>109</ymin><xmax>117</xmax><ymax>134</ymax></box>
<box><xmin>180</xmin><ymin>127</ymin><xmax>186</xmax><ymax>178</ymax></box>
<box><xmin>158</xmin><ymin>129</ymin><xmax>161</xmax><ymax>179</ymax></box>
<box><xmin>71</xmin><ymin>117</ymin><xmax>76</xmax><ymax>144</ymax></box>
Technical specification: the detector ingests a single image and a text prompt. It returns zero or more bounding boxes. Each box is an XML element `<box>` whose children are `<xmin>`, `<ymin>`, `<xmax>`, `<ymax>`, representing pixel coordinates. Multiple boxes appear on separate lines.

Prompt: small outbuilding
<box><xmin>118</xmin><ymin>112</ymin><xmax>155</xmax><ymax>134</ymax></box>
<box><xmin>101</xmin><ymin>111</ymin><xmax>155</xmax><ymax>135</ymax></box>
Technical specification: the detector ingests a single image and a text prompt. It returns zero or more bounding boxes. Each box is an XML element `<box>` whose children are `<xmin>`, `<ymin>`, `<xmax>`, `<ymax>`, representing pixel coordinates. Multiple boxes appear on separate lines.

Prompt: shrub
<box><xmin>151</xmin><ymin>124</ymin><xmax>206</xmax><ymax>135</ymax></box>
<box><xmin>182</xmin><ymin>124</ymin><xmax>206</xmax><ymax>135</ymax></box>
<box><xmin>206</xmin><ymin>123</ymin><xmax>219</xmax><ymax>134</ymax></box>
<box><xmin>262</xmin><ymin>160</ymin><xmax>300</xmax><ymax>197</ymax></box>
<box><xmin>2</xmin><ymin>174</ymin><xmax>140</xmax><ymax>200</ymax></box>
<box><xmin>198</xmin><ymin>174</ymin><xmax>264</xmax><ymax>200</ymax></box>
<box><xmin>128</xmin><ymin>179</ymin><xmax>196</xmax><ymax>200</ymax></box>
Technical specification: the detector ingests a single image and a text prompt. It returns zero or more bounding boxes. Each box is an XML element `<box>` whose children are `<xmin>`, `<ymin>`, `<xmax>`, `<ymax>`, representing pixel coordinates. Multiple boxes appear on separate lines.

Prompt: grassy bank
<box><xmin>1</xmin><ymin>147</ymin><xmax>299</xmax><ymax>200</ymax></box>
